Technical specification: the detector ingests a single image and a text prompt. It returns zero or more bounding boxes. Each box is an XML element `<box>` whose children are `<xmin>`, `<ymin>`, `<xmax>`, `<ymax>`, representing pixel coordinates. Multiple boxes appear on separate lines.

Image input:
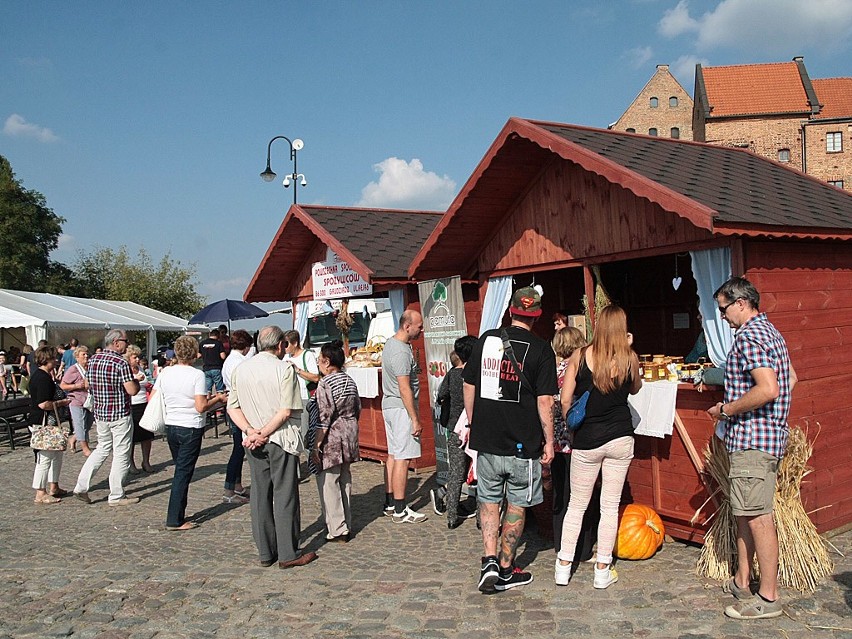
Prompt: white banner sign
<box><xmin>311</xmin><ymin>249</ymin><xmax>372</xmax><ymax>300</ymax></box>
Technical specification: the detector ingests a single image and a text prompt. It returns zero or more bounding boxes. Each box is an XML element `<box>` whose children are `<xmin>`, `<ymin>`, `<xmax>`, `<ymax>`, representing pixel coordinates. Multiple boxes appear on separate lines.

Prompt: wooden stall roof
<box><xmin>410</xmin><ymin>117</ymin><xmax>852</xmax><ymax>280</ymax></box>
<box><xmin>245</xmin><ymin>205</ymin><xmax>442</xmax><ymax>302</ymax></box>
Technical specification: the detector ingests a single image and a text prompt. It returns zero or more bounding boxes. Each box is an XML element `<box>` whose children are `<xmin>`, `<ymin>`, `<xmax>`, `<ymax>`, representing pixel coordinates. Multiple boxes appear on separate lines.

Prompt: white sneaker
<box><xmin>392</xmin><ymin>506</ymin><xmax>427</xmax><ymax>524</ymax></box>
<box><xmin>593</xmin><ymin>565</ymin><xmax>618</xmax><ymax>589</ymax></box>
<box><xmin>554</xmin><ymin>559</ymin><xmax>572</xmax><ymax>586</ymax></box>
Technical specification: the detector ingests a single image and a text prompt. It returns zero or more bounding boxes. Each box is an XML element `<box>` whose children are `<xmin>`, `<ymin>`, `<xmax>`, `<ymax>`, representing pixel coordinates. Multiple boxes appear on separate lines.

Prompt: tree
<box><xmin>0</xmin><ymin>155</ymin><xmax>70</xmax><ymax>291</ymax></box>
<box><xmin>74</xmin><ymin>246</ymin><xmax>206</xmax><ymax>319</ymax></box>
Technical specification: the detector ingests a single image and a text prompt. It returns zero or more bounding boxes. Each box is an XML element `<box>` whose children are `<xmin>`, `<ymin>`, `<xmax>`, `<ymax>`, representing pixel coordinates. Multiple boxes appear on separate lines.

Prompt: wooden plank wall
<box><xmin>478</xmin><ymin>159</ymin><xmax>713</xmax><ymax>274</ymax></box>
<box><xmin>745</xmin><ymin>239</ymin><xmax>852</xmax><ymax>532</ymax></box>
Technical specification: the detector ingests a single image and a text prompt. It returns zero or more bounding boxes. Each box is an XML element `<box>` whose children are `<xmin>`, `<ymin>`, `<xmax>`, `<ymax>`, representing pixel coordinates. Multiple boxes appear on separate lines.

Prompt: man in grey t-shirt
<box><xmin>381</xmin><ymin>309</ymin><xmax>427</xmax><ymax>523</ymax></box>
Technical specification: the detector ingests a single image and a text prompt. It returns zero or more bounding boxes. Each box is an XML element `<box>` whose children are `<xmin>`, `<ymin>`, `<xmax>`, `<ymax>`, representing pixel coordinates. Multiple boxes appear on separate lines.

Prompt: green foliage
<box><xmin>0</xmin><ymin>155</ymin><xmax>70</xmax><ymax>291</ymax></box>
<box><xmin>73</xmin><ymin>246</ymin><xmax>206</xmax><ymax>319</ymax></box>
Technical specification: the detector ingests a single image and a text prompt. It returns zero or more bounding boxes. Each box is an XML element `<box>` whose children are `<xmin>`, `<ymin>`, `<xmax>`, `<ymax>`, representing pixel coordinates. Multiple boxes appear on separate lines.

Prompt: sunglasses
<box><xmin>717</xmin><ymin>299</ymin><xmax>740</xmax><ymax>316</ymax></box>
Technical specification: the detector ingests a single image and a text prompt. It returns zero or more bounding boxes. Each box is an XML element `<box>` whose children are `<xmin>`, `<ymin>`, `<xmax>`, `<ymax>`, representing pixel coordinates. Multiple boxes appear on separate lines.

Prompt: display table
<box><xmin>345</xmin><ymin>366</ymin><xmax>380</xmax><ymax>398</ymax></box>
<box><xmin>626</xmin><ymin>383</ymin><xmax>723</xmax><ymax>543</ymax></box>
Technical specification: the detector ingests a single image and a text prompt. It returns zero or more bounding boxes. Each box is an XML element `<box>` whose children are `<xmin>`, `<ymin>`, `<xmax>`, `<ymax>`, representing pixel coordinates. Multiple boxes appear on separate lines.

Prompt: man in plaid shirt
<box><xmin>73</xmin><ymin>329</ymin><xmax>140</xmax><ymax>505</ymax></box>
<box><xmin>707</xmin><ymin>277</ymin><xmax>797</xmax><ymax>620</ymax></box>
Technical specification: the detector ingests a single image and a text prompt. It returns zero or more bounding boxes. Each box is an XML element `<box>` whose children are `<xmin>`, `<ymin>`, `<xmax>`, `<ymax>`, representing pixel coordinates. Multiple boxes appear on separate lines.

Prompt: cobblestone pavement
<box><xmin>1</xmin><ymin>433</ymin><xmax>850</xmax><ymax>639</ymax></box>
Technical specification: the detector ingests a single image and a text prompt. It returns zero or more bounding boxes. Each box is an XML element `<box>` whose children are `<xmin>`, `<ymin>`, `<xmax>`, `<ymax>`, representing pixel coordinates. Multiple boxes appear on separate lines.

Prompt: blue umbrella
<box><xmin>188</xmin><ymin>299</ymin><xmax>269</xmax><ymax>330</ymax></box>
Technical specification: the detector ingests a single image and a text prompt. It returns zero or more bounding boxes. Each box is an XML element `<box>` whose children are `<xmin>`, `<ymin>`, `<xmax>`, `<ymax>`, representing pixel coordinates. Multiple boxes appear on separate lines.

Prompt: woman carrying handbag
<box><xmin>30</xmin><ymin>345</ymin><xmax>73</xmax><ymax>504</ymax></box>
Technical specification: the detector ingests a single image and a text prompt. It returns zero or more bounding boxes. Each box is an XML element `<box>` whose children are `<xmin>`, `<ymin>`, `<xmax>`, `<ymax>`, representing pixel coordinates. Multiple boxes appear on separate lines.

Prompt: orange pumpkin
<box><xmin>615</xmin><ymin>504</ymin><xmax>665</xmax><ymax>560</ymax></box>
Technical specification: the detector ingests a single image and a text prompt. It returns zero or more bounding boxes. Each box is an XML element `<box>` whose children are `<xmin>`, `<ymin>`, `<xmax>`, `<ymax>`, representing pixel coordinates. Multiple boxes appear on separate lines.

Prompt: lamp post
<box><xmin>260</xmin><ymin>135</ymin><xmax>307</xmax><ymax>204</ymax></box>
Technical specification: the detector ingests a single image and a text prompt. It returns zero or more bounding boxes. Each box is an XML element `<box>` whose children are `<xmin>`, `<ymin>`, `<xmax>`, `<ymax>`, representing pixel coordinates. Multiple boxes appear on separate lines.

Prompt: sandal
<box><xmin>234</xmin><ymin>488</ymin><xmax>250</xmax><ymax>497</ymax></box>
<box><xmin>50</xmin><ymin>488</ymin><xmax>70</xmax><ymax>498</ymax></box>
<box><xmin>165</xmin><ymin>522</ymin><xmax>198</xmax><ymax>531</ymax></box>
<box><xmin>223</xmin><ymin>493</ymin><xmax>250</xmax><ymax>504</ymax></box>
<box><xmin>35</xmin><ymin>495</ymin><xmax>62</xmax><ymax>504</ymax></box>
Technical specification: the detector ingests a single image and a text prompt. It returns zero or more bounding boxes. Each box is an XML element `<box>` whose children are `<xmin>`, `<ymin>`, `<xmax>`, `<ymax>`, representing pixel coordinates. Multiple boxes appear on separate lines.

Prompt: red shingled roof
<box><xmin>703</xmin><ymin>61</ymin><xmax>811</xmax><ymax>117</ymax></box>
<box><xmin>812</xmin><ymin>77</ymin><xmax>852</xmax><ymax>119</ymax></box>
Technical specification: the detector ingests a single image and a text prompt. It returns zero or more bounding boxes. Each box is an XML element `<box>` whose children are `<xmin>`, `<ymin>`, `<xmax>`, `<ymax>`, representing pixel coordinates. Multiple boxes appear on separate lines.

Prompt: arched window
<box><xmin>671</xmin><ymin>127</ymin><xmax>680</xmax><ymax>139</ymax></box>
<box><xmin>626</xmin><ymin>127</ymin><xmax>636</xmax><ymax>133</ymax></box>
<box><xmin>669</xmin><ymin>96</ymin><xmax>678</xmax><ymax>107</ymax></box>
<box><xmin>650</xmin><ymin>97</ymin><xmax>659</xmax><ymax>108</ymax></box>
<box><xmin>649</xmin><ymin>128</ymin><xmax>658</xmax><ymax>136</ymax></box>
<box><xmin>778</xmin><ymin>148</ymin><xmax>790</xmax><ymax>162</ymax></box>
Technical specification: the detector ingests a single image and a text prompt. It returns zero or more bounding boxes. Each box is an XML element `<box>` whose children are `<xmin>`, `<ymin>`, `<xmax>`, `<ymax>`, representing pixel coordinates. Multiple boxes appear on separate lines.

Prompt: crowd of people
<box><xmin>15</xmin><ymin>275</ymin><xmax>797</xmax><ymax>620</ymax></box>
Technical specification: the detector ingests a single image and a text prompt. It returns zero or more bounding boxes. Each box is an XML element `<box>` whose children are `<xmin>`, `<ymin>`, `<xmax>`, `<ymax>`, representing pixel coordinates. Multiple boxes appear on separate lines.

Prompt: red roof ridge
<box><xmin>298</xmin><ymin>204</ymin><xmax>442</xmax><ymax>216</ymax></box>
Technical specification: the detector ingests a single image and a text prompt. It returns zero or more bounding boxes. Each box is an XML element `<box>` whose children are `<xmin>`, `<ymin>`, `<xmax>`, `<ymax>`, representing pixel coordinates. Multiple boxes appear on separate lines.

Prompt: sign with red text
<box><xmin>312</xmin><ymin>249</ymin><xmax>372</xmax><ymax>300</ymax></box>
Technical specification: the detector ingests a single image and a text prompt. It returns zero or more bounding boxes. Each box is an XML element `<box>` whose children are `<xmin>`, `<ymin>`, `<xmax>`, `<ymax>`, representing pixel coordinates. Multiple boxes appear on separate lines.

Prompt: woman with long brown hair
<box><xmin>555</xmin><ymin>305</ymin><xmax>642</xmax><ymax>589</ymax></box>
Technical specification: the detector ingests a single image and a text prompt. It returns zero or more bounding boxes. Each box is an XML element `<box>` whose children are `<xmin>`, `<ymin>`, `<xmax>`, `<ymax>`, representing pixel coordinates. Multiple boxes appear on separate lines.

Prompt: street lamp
<box><xmin>260</xmin><ymin>135</ymin><xmax>307</xmax><ymax>204</ymax></box>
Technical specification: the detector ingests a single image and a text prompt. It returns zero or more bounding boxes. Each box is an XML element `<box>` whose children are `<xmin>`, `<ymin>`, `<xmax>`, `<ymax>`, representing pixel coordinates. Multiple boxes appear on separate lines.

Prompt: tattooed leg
<box><xmin>499</xmin><ymin>503</ymin><xmax>526</xmax><ymax>569</ymax></box>
<box><xmin>480</xmin><ymin>502</ymin><xmax>501</xmax><ymax>557</ymax></box>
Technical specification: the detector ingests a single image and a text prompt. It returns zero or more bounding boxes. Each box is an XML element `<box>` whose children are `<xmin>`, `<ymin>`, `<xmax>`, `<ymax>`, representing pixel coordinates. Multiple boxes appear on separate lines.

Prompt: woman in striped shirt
<box><xmin>310</xmin><ymin>340</ymin><xmax>361</xmax><ymax>543</ymax></box>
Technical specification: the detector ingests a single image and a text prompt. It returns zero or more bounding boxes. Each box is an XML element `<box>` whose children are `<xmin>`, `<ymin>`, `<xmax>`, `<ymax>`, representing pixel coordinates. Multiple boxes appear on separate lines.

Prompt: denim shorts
<box><xmin>476</xmin><ymin>452</ymin><xmax>543</xmax><ymax>507</ymax></box>
<box><xmin>728</xmin><ymin>448</ymin><xmax>779</xmax><ymax>516</ymax></box>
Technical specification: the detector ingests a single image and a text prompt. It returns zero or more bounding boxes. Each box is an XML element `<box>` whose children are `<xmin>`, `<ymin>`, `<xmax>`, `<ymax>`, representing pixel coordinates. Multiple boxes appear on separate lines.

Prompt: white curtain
<box><xmin>388</xmin><ymin>287</ymin><xmax>406</xmax><ymax>330</ymax></box>
<box><xmin>295</xmin><ymin>301</ymin><xmax>310</xmax><ymax>347</ymax></box>
<box><xmin>690</xmin><ymin>247</ymin><xmax>734</xmax><ymax>366</ymax></box>
<box><xmin>478</xmin><ymin>275</ymin><xmax>513</xmax><ymax>336</ymax></box>
<box><xmin>25</xmin><ymin>324</ymin><xmax>47</xmax><ymax>347</ymax></box>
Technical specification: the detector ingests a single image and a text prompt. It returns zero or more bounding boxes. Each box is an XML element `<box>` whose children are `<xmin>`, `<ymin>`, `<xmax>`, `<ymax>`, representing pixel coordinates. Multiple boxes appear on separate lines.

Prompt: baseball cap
<box><xmin>509</xmin><ymin>286</ymin><xmax>542</xmax><ymax>317</ymax></box>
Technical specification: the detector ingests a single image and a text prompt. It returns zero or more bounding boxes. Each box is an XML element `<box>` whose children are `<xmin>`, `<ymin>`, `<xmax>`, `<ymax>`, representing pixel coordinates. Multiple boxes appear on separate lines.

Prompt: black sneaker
<box><xmin>494</xmin><ymin>566</ymin><xmax>534</xmax><ymax>591</ymax></box>
<box><xmin>478</xmin><ymin>555</ymin><xmax>499</xmax><ymax>593</ymax></box>
<box><xmin>429</xmin><ymin>488</ymin><xmax>447</xmax><ymax>515</ymax></box>
<box><xmin>458</xmin><ymin>501</ymin><xmax>478</xmax><ymax>520</ymax></box>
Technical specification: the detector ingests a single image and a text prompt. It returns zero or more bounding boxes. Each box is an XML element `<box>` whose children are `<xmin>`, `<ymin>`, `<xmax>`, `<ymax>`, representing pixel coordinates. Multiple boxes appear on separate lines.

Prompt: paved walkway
<box><xmin>1</xmin><ymin>433</ymin><xmax>850</xmax><ymax>639</ymax></box>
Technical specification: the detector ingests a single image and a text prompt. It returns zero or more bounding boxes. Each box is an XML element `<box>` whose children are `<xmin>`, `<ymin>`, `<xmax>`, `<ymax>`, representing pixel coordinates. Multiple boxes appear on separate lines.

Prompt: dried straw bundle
<box><xmin>773</xmin><ymin>426</ymin><xmax>833</xmax><ymax>592</ymax></box>
<box><xmin>696</xmin><ymin>426</ymin><xmax>834</xmax><ymax>592</ymax></box>
<box><xmin>696</xmin><ymin>435</ymin><xmax>736</xmax><ymax>581</ymax></box>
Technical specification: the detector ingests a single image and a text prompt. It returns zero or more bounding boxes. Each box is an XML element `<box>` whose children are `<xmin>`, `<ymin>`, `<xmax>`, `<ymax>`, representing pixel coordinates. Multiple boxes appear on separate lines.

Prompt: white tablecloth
<box><xmin>628</xmin><ymin>380</ymin><xmax>679</xmax><ymax>438</ymax></box>
<box><xmin>345</xmin><ymin>366</ymin><xmax>380</xmax><ymax>398</ymax></box>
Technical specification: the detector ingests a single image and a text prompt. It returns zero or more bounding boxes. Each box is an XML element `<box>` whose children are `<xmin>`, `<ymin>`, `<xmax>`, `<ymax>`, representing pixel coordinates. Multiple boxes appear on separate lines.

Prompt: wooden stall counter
<box><xmin>349</xmin><ymin>366</ymin><xmax>436</xmax><ymax>470</ymax></box>
<box><xmin>626</xmin><ymin>383</ymin><xmax>723</xmax><ymax>544</ymax></box>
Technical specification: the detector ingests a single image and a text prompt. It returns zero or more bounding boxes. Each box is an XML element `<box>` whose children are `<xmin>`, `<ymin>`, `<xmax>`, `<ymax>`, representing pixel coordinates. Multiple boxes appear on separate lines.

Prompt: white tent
<box><xmin>0</xmin><ymin>289</ymin><xmax>199</xmax><ymax>362</ymax></box>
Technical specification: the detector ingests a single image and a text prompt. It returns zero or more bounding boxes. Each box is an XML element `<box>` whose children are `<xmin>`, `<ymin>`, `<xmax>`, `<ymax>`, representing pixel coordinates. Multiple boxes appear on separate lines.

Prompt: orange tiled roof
<box><xmin>812</xmin><ymin>78</ymin><xmax>852</xmax><ymax>119</ymax></box>
<box><xmin>703</xmin><ymin>61</ymin><xmax>811</xmax><ymax>117</ymax></box>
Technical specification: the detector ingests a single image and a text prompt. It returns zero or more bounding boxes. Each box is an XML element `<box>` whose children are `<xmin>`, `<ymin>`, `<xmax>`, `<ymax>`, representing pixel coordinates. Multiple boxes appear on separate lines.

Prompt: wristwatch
<box><xmin>719</xmin><ymin>404</ymin><xmax>731</xmax><ymax>420</ymax></box>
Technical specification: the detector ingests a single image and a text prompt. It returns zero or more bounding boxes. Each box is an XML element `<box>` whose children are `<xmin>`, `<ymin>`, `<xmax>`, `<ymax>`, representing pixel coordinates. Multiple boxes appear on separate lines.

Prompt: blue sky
<box><xmin>3</xmin><ymin>1</ymin><xmax>852</xmax><ymax>309</ymax></box>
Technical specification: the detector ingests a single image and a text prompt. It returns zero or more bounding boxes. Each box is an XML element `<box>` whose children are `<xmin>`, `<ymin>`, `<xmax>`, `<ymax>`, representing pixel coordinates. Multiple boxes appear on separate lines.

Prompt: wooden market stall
<box><xmin>410</xmin><ymin>117</ymin><xmax>852</xmax><ymax>540</ymax></box>
<box><xmin>244</xmin><ymin>204</ymin><xmax>468</xmax><ymax>469</ymax></box>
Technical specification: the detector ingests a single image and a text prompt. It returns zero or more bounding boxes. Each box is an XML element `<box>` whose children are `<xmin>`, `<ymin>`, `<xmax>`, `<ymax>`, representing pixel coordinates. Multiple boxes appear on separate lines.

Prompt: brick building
<box><xmin>610</xmin><ymin>64</ymin><xmax>693</xmax><ymax>140</ymax></box>
<box><xmin>694</xmin><ymin>57</ymin><xmax>852</xmax><ymax>192</ymax></box>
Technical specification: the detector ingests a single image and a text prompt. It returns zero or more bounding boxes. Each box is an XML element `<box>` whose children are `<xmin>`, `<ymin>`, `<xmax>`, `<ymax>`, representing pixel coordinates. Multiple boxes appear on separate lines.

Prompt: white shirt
<box><xmin>222</xmin><ymin>349</ymin><xmax>253</xmax><ymax>391</ymax></box>
<box><xmin>284</xmin><ymin>348</ymin><xmax>319</xmax><ymax>401</ymax></box>
<box><xmin>153</xmin><ymin>365</ymin><xmax>207</xmax><ymax>429</ymax></box>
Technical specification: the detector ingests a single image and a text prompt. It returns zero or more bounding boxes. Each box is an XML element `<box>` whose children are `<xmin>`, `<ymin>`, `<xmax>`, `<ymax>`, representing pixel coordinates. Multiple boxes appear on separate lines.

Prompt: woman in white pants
<box><xmin>30</xmin><ymin>345</ymin><xmax>72</xmax><ymax>504</ymax></box>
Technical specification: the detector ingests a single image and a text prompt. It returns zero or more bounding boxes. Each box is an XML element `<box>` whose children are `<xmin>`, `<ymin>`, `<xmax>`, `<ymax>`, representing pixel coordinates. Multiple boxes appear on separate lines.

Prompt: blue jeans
<box><xmin>204</xmin><ymin>369</ymin><xmax>224</xmax><ymax>394</ymax></box>
<box><xmin>224</xmin><ymin>414</ymin><xmax>245</xmax><ymax>491</ymax></box>
<box><xmin>165</xmin><ymin>425</ymin><xmax>204</xmax><ymax>527</ymax></box>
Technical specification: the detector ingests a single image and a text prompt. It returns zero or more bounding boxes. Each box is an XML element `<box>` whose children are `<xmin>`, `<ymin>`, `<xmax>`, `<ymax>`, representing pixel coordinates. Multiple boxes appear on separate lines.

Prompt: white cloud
<box><xmin>659</xmin><ymin>1</ymin><xmax>698</xmax><ymax>37</ymax></box>
<box><xmin>659</xmin><ymin>0</ymin><xmax>852</xmax><ymax>54</ymax></box>
<box><xmin>625</xmin><ymin>46</ymin><xmax>654</xmax><ymax>69</ymax></box>
<box><xmin>356</xmin><ymin>157</ymin><xmax>456</xmax><ymax>210</ymax></box>
<box><xmin>670</xmin><ymin>54</ymin><xmax>708</xmax><ymax>88</ymax></box>
<box><xmin>3</xmin><ymin>114</ymin><xmax>59</xmax><ymax>143</ymax></box>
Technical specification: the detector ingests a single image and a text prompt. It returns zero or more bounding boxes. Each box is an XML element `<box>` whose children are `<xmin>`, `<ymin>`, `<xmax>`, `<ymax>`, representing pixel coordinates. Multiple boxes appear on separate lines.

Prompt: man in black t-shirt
<box><xmin>200</xmin><ymin>329</ymin><xmax>226</xmax><ymax>393</ymax></box>
<box><xmin>463</xmin><ymin>286</ymin><xmax>556</xmax><ymax>593</ymax></box>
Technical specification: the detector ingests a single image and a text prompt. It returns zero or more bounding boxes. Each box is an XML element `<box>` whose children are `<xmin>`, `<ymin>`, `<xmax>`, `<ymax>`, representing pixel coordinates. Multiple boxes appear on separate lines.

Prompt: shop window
<box><xmin>671</xmin><ymin>127</ymin><xmax>680</xmax><ymax>139</ymax></box>
<box><xmin>828</xmin><ymin>180</ymin><xmax>844</xmax><ymax>189</ymax></box>
<box><xmin>778</xmin><ymin>148</ymin><xmax>790</xmax><ymax>162</ymax></box>
<box><xmin>649</xmin><ymin>128</ymin><xmax>658</xmax><ymax>136</ymax></box>
<box><xmin>669</xmin><ymin>96</ymin><xmax>678</xmax><ymax>107</ymax></box>
<box><xmin>826</xmin><ymin>132</ymin><xmax>842</xmax><ymax>153</ymax></box>
<box><xmin>650</xmin><ymin>97</ymin><xmax>659</xmax><ymax>108</ymax></box>
<box><xmin>626</xmin><ymin>128</ymin><xmax>636</xmax><ymax>133</ymax></box>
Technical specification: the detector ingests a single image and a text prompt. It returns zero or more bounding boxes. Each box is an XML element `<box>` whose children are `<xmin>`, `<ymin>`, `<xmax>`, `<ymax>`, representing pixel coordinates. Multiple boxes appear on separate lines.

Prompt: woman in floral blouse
<box><xmin>310</xmin><ymin>341</ymin><xmax>361</xmax><ymax>543</ymax></box>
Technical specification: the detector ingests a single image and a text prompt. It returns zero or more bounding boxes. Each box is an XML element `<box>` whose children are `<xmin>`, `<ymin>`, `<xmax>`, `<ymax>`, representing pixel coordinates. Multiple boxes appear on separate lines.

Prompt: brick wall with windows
<box><xmin>804</xmin><ymin>122</ymin><xmax>852</xmax><ymax>192</ymax></box>
<box><xmin>702</xmin><ymin>115</ymin><xmax>805</xmax><ymax>169</ymax></box>
<box><xmin>611</xmin><ymin>65</ymin><xmax>694</xmax><ymax>139</ymax></box>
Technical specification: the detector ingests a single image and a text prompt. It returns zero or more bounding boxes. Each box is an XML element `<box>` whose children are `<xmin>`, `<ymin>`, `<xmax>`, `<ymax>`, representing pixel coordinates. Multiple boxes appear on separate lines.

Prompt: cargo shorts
<box><xmin>728</xmin><ymin>448</ymin><xmax>779</xmax><ymax>517</ymax></box>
